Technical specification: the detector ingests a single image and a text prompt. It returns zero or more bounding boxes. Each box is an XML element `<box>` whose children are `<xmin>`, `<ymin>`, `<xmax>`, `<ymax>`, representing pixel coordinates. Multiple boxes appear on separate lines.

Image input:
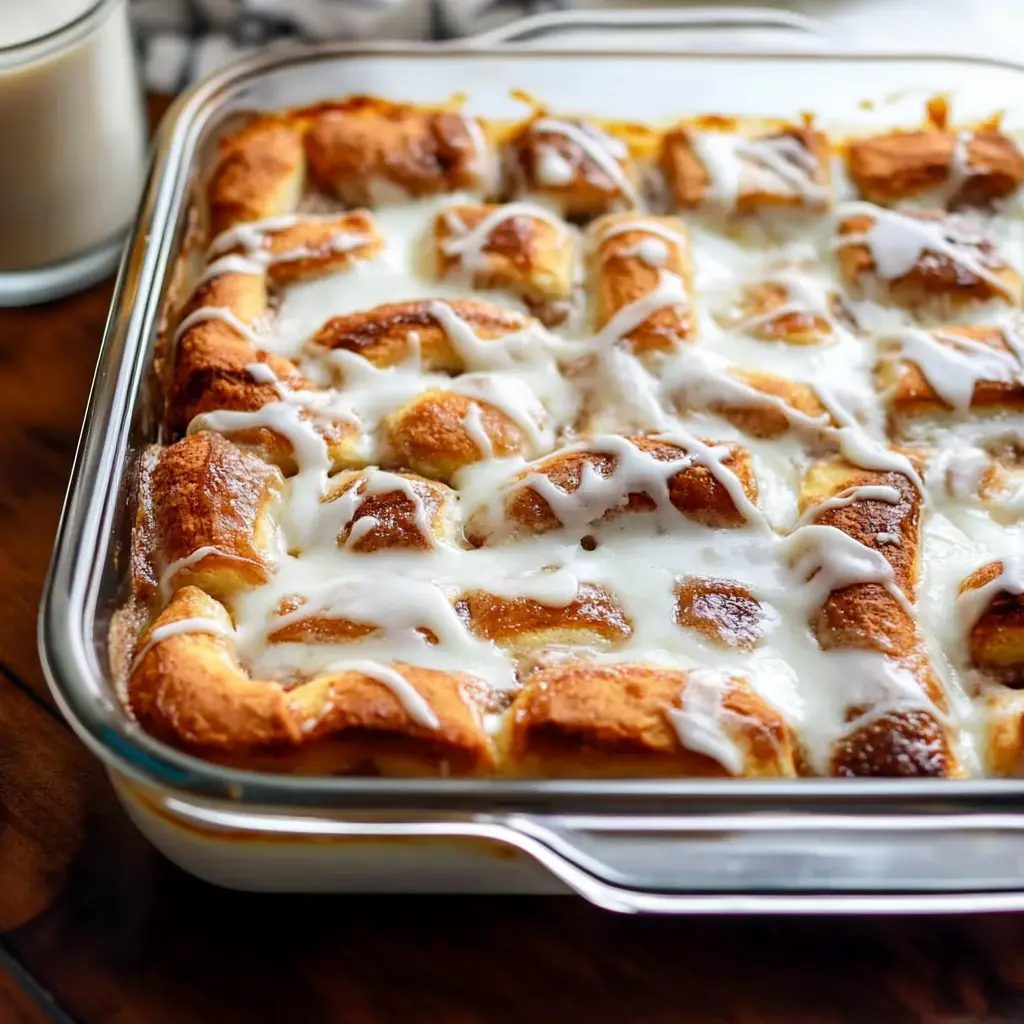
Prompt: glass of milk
<box><xmin>0</xmin><ymin>0</ymin><xmax>146</xmax><ymax>305</ymax></box>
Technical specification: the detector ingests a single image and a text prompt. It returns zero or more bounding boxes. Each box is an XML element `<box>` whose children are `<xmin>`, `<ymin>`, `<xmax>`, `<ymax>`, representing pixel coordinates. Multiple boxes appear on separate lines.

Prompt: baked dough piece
<box><xmin>588</xmin><ymin>213</ymin><xmax>694</xmax><ymax>352</ymax></box>
<box><xmin>465</xmin><ymin>435</ymin><xmax>759</xmax><ymax>544</ymax></box>
<box><xmin>207</xmin><ymin>115</ymin><xmax>306</xmax><ymax>235</ymax></box>
<box><xmin>169</xmin><ymin>325</ymin><xmax>360</xmax><ymax>472</ymax></box>
<box><xmin>502</xmin><ymin>116</ymin><xmax>640</xmax><ymax>217</ymax></box>
<box><xmin>834</xmin><ymin>204</ymin><xmax>1022</xmax><ymax>313</ymax></box>
<box><xmin>718</xmin><ymin>271</ymin><xmax>844</xmax><ymax>345</ymax></box>
<box><xmin>501</xmin><ymin>661</ymin><xmax>796</xmax><ymax>777</ymax></box>
<box><xmin>847</xmin><ymin>129</ymin><xmax>1024</xmax><ymax>209</ymax></box>
<box><xmin>181</xmin><ymin>264</ymin><xmax>269</xmax><ymax>325</ymax></box>
<box><xmin>671</xmin><ymin>365</ymin><xmax>832</xmax><ymax>440</ymax></box>
<box><xmin>128</xmin><ymin>586</ymin><xmax>496</xmax><ymax>775</ymax></box>
<box><xmin>457</xmin><ymin>582</ymin><xmax>632</xmax><ymax>655</ymax></box>
<box><xmin>320</xmin><ymin>468</ymin><xmax>462</xmax><ymax>551</ymax></box>
<box><xmin>660</xmin><ymin>125</ymin><xmax>831</xmax><ymax>213</ymax></box>
<box><xmin>304</xmin><ymin>97</ymin><xmax>492</xmax><ymax>204</ymax></box>
<box><xmin>674</xmin><ymin>576</ymin><xmax>773</xmax><ymax>649</ymax></box>
<box><xmin>206</xmin><ymin>210</ymin><xmax>384</xmax><ymax>286</ymax></box>
<box><xmin>433</xmin><ymin>203</ymin><xmax>575</xmax><ymax>321</ymax></box>
<box><xmin>309</xmin><ymin>298</ymin><xmax>541</xmax><ymax>373</ymax></box>
<box><xmin>876</xmin><ymin>324</ymin><xmax>1024</xmax><ymax>424</ymax></box>
<box><xmin>132</xmin><ymin>433</ymin><xmax>283</xmax><ymax>601</ymax></box>
<box><xmin>383</xmin><ymin>383</ymin><xmax>551</xmax><ymax>482</ymax></box>
<box><xmin>958</xmin><ymin>558</ymin><xmax>1024</xmax><ymax>682</ymax></box>
<box><xmin>792</xmin><ymin>456</ymin><xmax>959</xmax><ymax>776</ymax></box>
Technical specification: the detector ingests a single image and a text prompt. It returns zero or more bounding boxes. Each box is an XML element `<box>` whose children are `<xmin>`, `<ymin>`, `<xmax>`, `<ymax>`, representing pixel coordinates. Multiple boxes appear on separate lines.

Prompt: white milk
<box><xmin>0</xmin><ymin>0</ymin><xmax>146</xmax><ymax>271</ymax></box>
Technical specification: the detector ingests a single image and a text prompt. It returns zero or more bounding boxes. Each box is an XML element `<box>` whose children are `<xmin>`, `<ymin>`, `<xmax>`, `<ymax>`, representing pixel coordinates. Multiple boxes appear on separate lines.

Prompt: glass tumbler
<box><xmin>0</xmin><ymin>0</ymin><xmax>147</xmax><ymax>305</ymax></box>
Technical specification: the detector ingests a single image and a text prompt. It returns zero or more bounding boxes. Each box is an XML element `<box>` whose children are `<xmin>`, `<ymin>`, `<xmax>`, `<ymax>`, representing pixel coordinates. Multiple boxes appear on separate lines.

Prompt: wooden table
<box><xmin>3</xmin><ymin>156</ymin><xmax>1024</xmax><ymax>1024</ymax></box>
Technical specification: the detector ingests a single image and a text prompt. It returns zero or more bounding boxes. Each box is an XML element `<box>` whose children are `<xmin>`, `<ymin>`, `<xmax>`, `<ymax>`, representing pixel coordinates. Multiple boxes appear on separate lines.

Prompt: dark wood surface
<box><xmin>2</xmin><ymin>106</ymin><xmax>1024</xmax><ymax>1024</ymax></box>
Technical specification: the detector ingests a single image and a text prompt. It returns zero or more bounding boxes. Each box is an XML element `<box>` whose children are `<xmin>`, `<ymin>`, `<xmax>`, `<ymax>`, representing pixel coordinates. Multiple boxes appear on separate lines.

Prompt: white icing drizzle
<box><xmin>957</xmin><ymin>555</ymin><xmax>1024</xmax><ymax>632</ymax></box>
<box><xmin>617</xmin><ymin>239</ymin><xmax>669</xmax><ymax>268</ymax></box>
<box><xmin>459</xmin><ymin>114</ymin><xmax>497</xmax><ymax>193</ymax></box>
<box><xmin>664</xmin><ymin>668</ymin><xmax>747</xmax><ymax>774</ymax></box>
<box><xmin>317</xmin><ymin>470</ymin><xmax>440</xmax><ymax>551</ymax></box>
<box><xmin>597</xmin><ymin>218</ymin><xmax>687</xmax><ymax>249</ymax></box>
<box><xmin>157</xmin><ymin>545</ymin><xmax>267</xmax><ymax>599</ymax></box>
<box><xmin>595</xmin><ymin>220</ymin><xmax>687</xmax><ymax>270</ymax></box>
<box><xmin>189</xmin><ymin>398</ymin><xmax>332</xmax><ymax>550</ymax></box>
<box><xmin>324</xmin><ymin>660</ymin><xmax>440</xmax><ymax>729</ymax></box>
<box><xmin>661</xmin><ymin>350</ymin><xmax>925</xmax><ymax>494</ymax></box>
<box><xmin>882</xmin><ymin>327</ymin><xmax>1023</xmax><ymax>415</ymax></box>
<box><xmin>424</xmin><ymin>300</ymin><xmax>555</xmax><ymax>370</ymax></box>
<box><xmin>795</xmin><ymin>485</ymin><xmax>902</xmax><ymax>528</ymax></box>
<box><xmin>593</xmin><ymin>270</ymin><xmax>689</xmax><ymax>347</ymax></box>
<box><xmin>535</xmin><ymin>144</ymin><xmax>576</xmax><ymax>187</ymax></box>
<box><xmin>485</xmin><ymin>430</ymin><xmax>768</xmax><ymax>537</ymax></box>
<box><xmin>940</xmin><ymin>131</ymin><xmax>974</xmax><ymax>207</ymax></box>
<box><xmin>833</xmin><ymin>201</ymin><xmax>1015</xmax><ymax>298</ymax></box>
<box><xmin>173</xmin><ymin>305</ymin><xmax>265</xmax><ymax>347</ymax></box>
<box><xmin>530</xmin><ymin>118</ymin><xmax>640</xmax><ymax>206</ymax></box>
<box><xmin>463</xmin><ymin>401</ymin><xmax>495</xmax><ymax>458</ymax></box>
<box><xmin>439</xmin><ymin>202</ymin><xmax>566</xmax><ymax>277</ymax></box>
<box><xmin>130</xmin><ymin>617</ymin><xmax>237</xmax><ymax>674</ymax></box>
<box><xmin>780</xmin><ymin>523</ymin><xmax>916</xmax><ymax>620</ymax></box>
<box><xmin>195</xmin><ymin>253</ymin><xmax>265</xmax><ymax>284</ymax></box>
<box><xmin>735</xmin><ymin>269</ymin><xmax>841</xmax><ymax>338</ymax></box>
<box><xmin>689</xmin><ymin>131</ymin><xmax>827</xmax><ymax>211</ymax></box>
<box><xmin>448</xmin><ymin>372</ymin><xmax>552</xmax><ymax>453</ymax></box>
<box><xmin>207</xmin><ymin>213</ymin><xmax>371</xmax><ymax>266</ymax></box>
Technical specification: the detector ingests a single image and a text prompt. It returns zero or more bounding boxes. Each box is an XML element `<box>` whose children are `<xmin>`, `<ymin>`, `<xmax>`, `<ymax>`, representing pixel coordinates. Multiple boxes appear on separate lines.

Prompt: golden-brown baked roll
<box><xmin>433</xmin><ymin>203</ymin><xmax>575</xmax><ymax>322</ymax></box>
<box><xmin>717</xmin><ymin>271</ymin><xmax>846</xmax><ymax>345</ymax></box>
<box><xmin>791</xmin><ymin>456</ymin><xmax>959</xmax><ymax>776</ymax></box>
<box><xmin>264</xmin><ymin>592</ymin><xmax>378</xmax><ymax>645</ymax></box>
<box><xmin>980</xmin><ymin>689</ymin><xmax>1024</xmax><ymax>776</ymax></box>
<box><xmin>180</xmin><ymin>264</ymin><xmax>269</xmax><ymax>325</ymax></box>
<box><xmin>207</xmin><ymin>210</ymin><xmax>383</xmax><ymax>286</ymax></box>
<box><xmin>660</xmin><ymin>125</ymin><xmax>831</xmax><ymax>213</ymax></box>
<box><xmin>958</xmin><ymin>558</ymin><xmax>1024</xmax><ymax>682</ymax></box>
<box><xmin>501</xmin><ymin>661</ymin><xmax>796</xmax><ymax>777</ymax></box>
<box><xmin>320</xmin><ymin>468</ymin><xmax>462</xmax><ymax>551</ymax></box>
<box><xmin>303</xmin><ymin>97</ymin><xmax>492</xmax><ymax>204</ymax></box>
<box><xmin>207</xmin><ymin>116</ymin><xmax>306</xmax><ymax>236</ymax></box>
<box><xmin>834</xmin><ymin>204</ymin><xmax>1022</xmax><ymax>313</ymax></box>
<box><xmin>674</xmin><ymin>576</ymin><xmax>773</xmax><ymax>649</ymax></box>
<box><xmin>457</xmin><ymin>581</ymin><xmax>632</xmax><ymax>655</ymax></box>
<box><xmin>466</xmin><ymin>435</ymin><xmax>759</xmax><ymax>544</ymax></box>
<box><xmin>876</xmin><ymin>324</ymin><xmax>1024</xmax><ymax>422</ymax></box>
<box><xmin>687</xmin><ymin>366</ymin><xmax>832</xmax><ymax>439</ymax></box>
<box><xmin>309</xmin><ymin>298</ymin><xmax>541</xmax><ymax>373</ymax></box>
<box><xmin>169</xmin><ymin>324</ymin><xmax>360</xmax><ymax>472</ymax></box>
<box><xmin>847</xmin><ymin>129</ymin><xmax>1024</xmax><ymax>209</ymax></box>
<box><xmin>588</xmin><ymin>213</ymin><xmax>694</xmax><ymax>352</ymax></box>
<box><xmin>502</xmin><ymin>116</ymin><xmax>640</xmax><ymax>217</ymax></box>
<box><xmin>383</xmin><ymin>386</ymin><xmax>549</xmax><ymax>483</ymax></box>
<box><xmin>129</xmin><ymin>586</ymin><xmax>496</xmax><ymax>775</ymax></box>
<box><xmin>132</xmin><ymin>433</ymin><xmax>283</xmax><ymax>601</ymax></box>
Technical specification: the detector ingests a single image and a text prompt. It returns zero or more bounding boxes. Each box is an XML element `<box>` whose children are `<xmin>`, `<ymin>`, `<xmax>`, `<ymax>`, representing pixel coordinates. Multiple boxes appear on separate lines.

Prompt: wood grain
<box><xmin>1</xmin><ymin>98</ymin><xmax>1024</xmax><ymax>1024</ymax></box>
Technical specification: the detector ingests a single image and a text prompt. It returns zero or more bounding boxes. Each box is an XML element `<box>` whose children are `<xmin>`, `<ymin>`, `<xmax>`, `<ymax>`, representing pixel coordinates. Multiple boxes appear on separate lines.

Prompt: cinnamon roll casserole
<box><xmin>120</xmin><ymin>97</ymin><xmax>1024</xmax><ymax>778</ymax></box>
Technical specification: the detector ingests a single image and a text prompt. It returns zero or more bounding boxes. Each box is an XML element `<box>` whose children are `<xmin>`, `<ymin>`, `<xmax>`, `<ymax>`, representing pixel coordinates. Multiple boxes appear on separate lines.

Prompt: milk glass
<box><xmin>0</xmin><ymin>0</ymin><xmax>146</xmax><ymax>305</ymax></box>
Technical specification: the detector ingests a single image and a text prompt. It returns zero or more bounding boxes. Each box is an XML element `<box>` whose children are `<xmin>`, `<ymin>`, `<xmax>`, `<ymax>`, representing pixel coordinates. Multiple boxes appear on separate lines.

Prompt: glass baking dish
<box><xmin>38</xmin><ymin>7</ymin><xmax>1024</xmax><ymax>912</ymax></box>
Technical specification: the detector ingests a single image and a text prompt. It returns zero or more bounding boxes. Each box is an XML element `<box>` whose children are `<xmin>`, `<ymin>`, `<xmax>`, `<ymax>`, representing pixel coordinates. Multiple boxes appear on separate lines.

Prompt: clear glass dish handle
<box><xmin>459</xmin><ymin>6</ymin><xmax>831</xmax><ymax>52</ymax></box>
<box><xmin>159</xmin><ymin>793</ymin><xmax>1024</xmax><ymax>913</ymax></box>
<box><xmin>493</xmin><ymin>811</ymin><xmax>1024</xmax><ymax>912</ymax></box>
